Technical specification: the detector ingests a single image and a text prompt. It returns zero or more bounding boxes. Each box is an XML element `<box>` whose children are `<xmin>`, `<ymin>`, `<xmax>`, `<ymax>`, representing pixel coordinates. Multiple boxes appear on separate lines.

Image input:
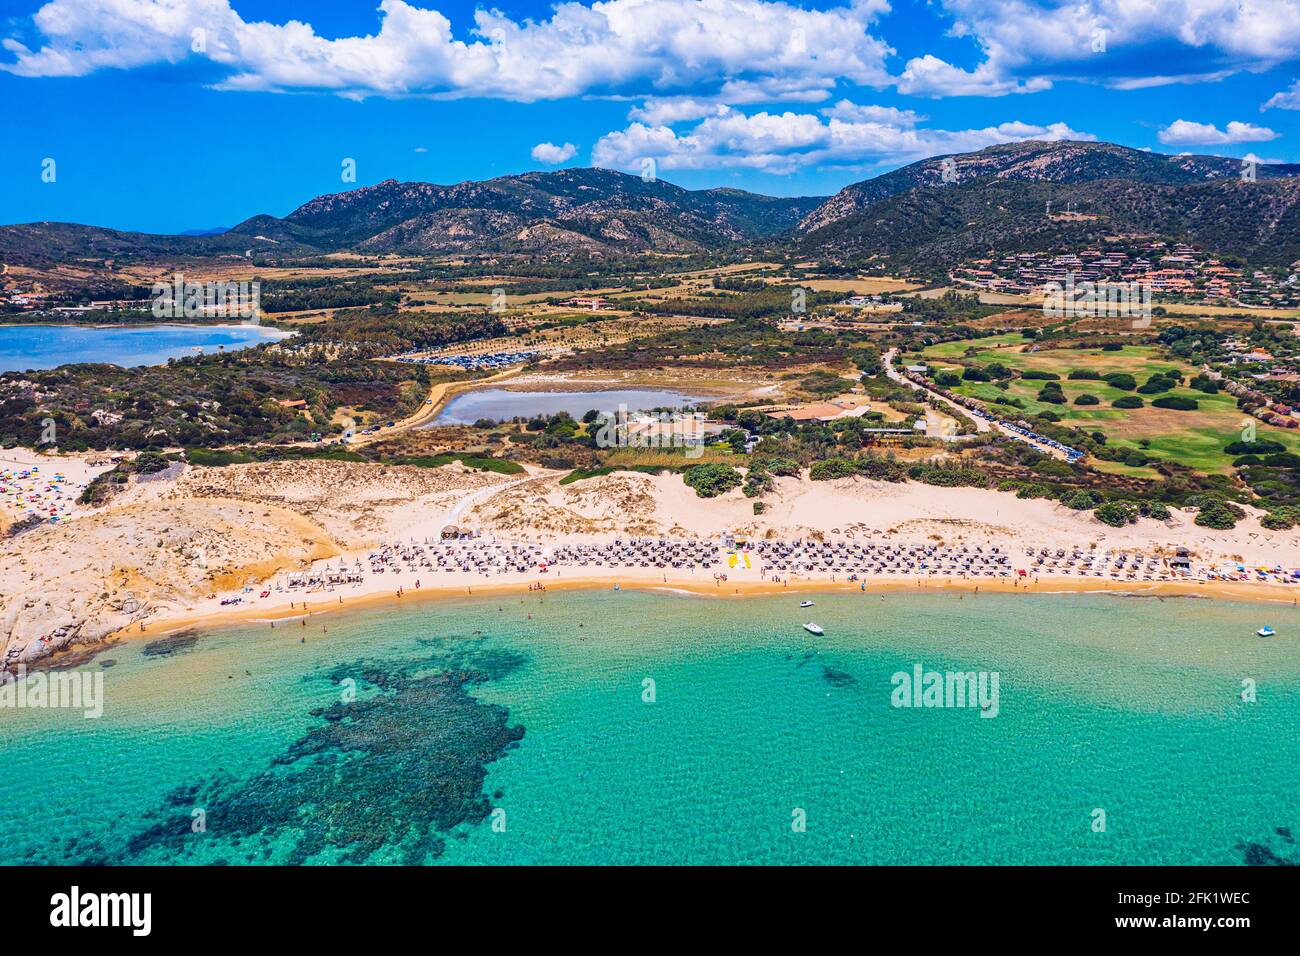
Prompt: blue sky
<box><xmin>3</xmin><ymin>0</ymin><xmax>1300</xmax><ymax>233</ymax></box>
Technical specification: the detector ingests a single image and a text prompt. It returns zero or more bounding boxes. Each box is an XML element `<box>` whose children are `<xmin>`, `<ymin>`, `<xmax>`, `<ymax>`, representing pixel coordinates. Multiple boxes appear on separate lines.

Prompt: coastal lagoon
<box><xmin>0</xmin><ymin>324</ymin><xmax>290</xmax><ymax>373</ymax></box>
<box><xmin>432</xmin><ymin>388</ymin><xmax>710</xmax><ymax>425</ymax></box>
<box><xmin>1</xmin><ymin>590</ymin><xmax>1297</xmax><ymax>865</ymax></box>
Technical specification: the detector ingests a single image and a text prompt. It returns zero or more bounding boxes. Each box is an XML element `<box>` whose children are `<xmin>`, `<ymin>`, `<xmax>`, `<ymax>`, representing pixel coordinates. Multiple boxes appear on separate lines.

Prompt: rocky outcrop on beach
<box><xmin>0</xmin><ymin>496</ymin><xmax>338</xmax><ymax>674</ymax></box>
<box><xmin>0</xmin><ymin>459</ymin><xmax>519</xmax><ymax>671</ymax></box>
<box><xmin>1</xmin><ymin>596</ymin><xmax>141</xmax><ymax>677</ymax></box>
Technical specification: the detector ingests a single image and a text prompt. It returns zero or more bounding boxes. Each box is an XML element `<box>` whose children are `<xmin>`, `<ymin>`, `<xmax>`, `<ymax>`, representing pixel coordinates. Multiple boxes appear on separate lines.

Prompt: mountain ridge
<box><xmin>3</xmin><ymin>142</ymin><xmax>1299</xmax><ymax>269</ymax></box>
<box><xmin>798</xmin><ymin>140</ymin><xmax>1300</xmax><ymax>234</ymax></box>
<box><xmin>0</xmin><ymin>168</ymin><xmax>824</xmax><ymax>264</ymax></box>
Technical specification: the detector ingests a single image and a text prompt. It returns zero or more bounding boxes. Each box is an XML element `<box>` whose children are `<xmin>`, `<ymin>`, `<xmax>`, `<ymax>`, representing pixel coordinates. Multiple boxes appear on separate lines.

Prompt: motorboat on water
<box><xmin>1257</xmin><ymin>626</ymin><xmax>1276</xmax><ymax>637</ymax></box>
<box><xmin>800</xmin><ymin>600</ymin><xmax>815</xmax><ymax>608</ymax></box>
<box><xmin>803</xmin><ymin>622</ymin><xmax>824</xmax><ymax>636</ymax></box>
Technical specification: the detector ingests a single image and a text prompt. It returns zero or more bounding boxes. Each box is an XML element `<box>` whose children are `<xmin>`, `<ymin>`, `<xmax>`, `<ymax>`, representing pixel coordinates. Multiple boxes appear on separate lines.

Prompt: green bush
<box><xmin>1021</xmin><ymin>370</ymin><xmax>1060</xmax><ymax>381</ymax></box>
<box><xmin>1192</xmin><ymin>497</ymin><xmax>1245</xmax><ymax>529</ymax></box>
<box><xmin>809</xmin><ymin>458</ymin><xmax>859</xmax><ymax>481</ymax></box>
<box><xmin>1094</xmin><ymin>501</ymin><xmax>1137</xmax><ymax>527</ymax></box>
<box><xmin>1141</xmin><ymin>501</ymin><xmax>1172</xmax><ymax>521</ymax></box>
<box><xmin>683</xmin><ymin>463</ymin><xmax>743</xmax><ymax>498</ymax></box>
<box><xmin>133</xmin><ymin>451</ymin><xmax>173</xmax><ymax>474</ymax></box>
<box><xmin>1224</xmin><ymin>439</ymin><xmax>1285</xmax><ymax>455</ymax></box>
<box><xmin>809</xmin><ymin>455</ymin><xmax>907</xmax><ymax>482</ymax></box>
<box><xmin>1123</xmin><ymin>449</ymin><xmax>1150</xmax><ymax>467</ymax></box>
<box><xmin>1014</xmin><ymin>482</ymin><xmax>1053</xmax><ymax>499</ymax></box>
<box><xmin>743</xmin><ymin>467</ymin><xmax>773</xmax><ymax>498</ymax></box>
<box><xmin>1033</xmin><ymin>459</ymin><xmax>1073</xmax><ymax>478</ymax></box>
<box><xmin>1137</xmin><ymin>371</ymin><xmax>1181</xmax><ymax>394</ymax></box>
<box><xmin>1062</xmin><ymin>490</ymin><xmax>1099</xmax><ymax>510</ymax></box>
<box><xmin>856</xmin><ymin>456</ymin><xmax>909</xmax><ymax>482</ymax></box>
<box><xmin>754</xmin><ymin>456</ymin><xmax>800</xmax><ymax>477</ymax></box>
<box><xmin>907</xmin><ymin>463</ymin><xmax>990</xmax><ymax>488</ymax></box>
<box><xmin>1102</xmin><ymin>373</ymin><xmax>1136</xmax><ymax>390</ymax></box>
<box><xmin>1151</xmin><ymin>396</ymin><xmax>1198</xmax><ymax>411</ymax></box>
<box><xmin>985</xmin><ymin>363</ymin><xmax>1014</xmax><ymax>381</ymax></box>
<box><xmin>1073</xmin><ymin>394</ymin><xmax>1100</xmax><ymax>406</ymax></box>
<box><xmin>1112</xmin><ymin>395</ymin><xmax>1144</xmax><ymax>409</ymax></box>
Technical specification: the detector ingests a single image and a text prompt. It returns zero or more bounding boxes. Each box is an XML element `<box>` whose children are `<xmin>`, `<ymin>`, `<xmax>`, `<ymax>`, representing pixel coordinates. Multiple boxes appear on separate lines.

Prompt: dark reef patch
<box><xmin>49</xmin><ymin>641</ymin><xmax>526</xmax><ymax>865</ymax></box>
<box><xmin>141</xmin><ymin>630</ymin><xmax>201</xmax><ymax>658</ymax></box>
<box><xmin>32</xmin><ymin>639</ymin><xmax>121</xmax><ymax>671</ymax></box>
<box><xmin>821</xmin><ymin>666</ymin><xmax>857</xmax><ymax>688</ymax></box>
<box><xmin>1238</xmin><ymin>828</ymin><xmax>1300</xmax><ymax>865</ymax></box>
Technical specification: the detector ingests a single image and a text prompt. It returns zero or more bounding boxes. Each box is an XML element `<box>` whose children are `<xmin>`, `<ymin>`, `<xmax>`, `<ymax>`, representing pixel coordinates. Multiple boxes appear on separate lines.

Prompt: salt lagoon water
<box><xmin>0</xmin><ymin>324</ymin><xmax>290</xmax><ymax>373</ymax></box>
<box><xmin>1</xmin><ymin>590</ymin><xmax>1296</xmax><ymax>865</ymax></box>
<box><xmin>432</xmin><ymin>387</ymin><xmax>710</xmax><ymax>424</ymax></box>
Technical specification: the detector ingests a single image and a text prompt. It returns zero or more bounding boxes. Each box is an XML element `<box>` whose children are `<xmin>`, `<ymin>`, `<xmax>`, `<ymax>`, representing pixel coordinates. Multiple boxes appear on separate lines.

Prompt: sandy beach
<box><xmin>4</xmin><ymin>453</ymin><xmax>1299</xmax><ymax>671</ymax></box>
<box><xmin>114</xmin><ymin>567</ymin><xmax>1300</xmax><ymax>652</ymax></box>
<box><xmin>0</xmin><ymin>446</ymin><xmax>115</xmax><ymax>533</ymax></box>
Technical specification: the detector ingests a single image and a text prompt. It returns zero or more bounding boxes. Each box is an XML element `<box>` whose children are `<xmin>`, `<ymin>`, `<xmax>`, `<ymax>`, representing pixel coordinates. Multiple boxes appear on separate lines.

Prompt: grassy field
<box><xmin>917</xmin><ymin>338</ymin><xmax>1300</xmax><ymax>474</ymax></box>
<box><xmin>1157</xmin><ymin>302</ymin><xmax>1300</xmax><ymax>320</ymax></box>
<box><xmin>921</xmin><ymin>332</ymin><xmax>1031</xmax><ymax>358</ymax></box>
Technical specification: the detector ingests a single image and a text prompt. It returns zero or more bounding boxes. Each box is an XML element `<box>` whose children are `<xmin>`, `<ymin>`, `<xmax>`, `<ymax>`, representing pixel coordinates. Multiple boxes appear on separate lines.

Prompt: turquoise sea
<box><xmin>0</xmin><ymin>324</ymin><xmax>289</xmax><ymax>373</ymax></box>
<box><xmin>1</xmin><ymin>590</ymin><xmax>1297</xmax><ymax>865</ymax></box>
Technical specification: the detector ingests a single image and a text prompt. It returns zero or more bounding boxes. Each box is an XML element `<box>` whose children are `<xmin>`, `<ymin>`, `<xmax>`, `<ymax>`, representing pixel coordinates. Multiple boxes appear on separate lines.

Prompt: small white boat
<box><xmin>803</xmin><ymin>622</ymin><xmax>824</xmax><ymax>636</ymax></box>
<box><xmin>800</xmin><ymin>600</ymin><xmax>815</xmax><ymax>608</ymax></box>
<box><xmin>1257</xmin><ymin>626</ymin><xmax>1276</xmax><ymax>637</ymax></box>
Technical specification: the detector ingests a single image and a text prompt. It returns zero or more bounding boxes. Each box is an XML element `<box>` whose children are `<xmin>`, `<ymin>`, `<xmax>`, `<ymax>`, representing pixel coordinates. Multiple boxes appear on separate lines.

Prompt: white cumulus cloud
<box><xmin>896</xmin><ymin>56</ymin><xmax>1051</xmax><ymax>98</ymax></box>
<box><xmin>531</xmin><ymin>141</ymin><xmax>578</xmax><ymax>164</ymax></box>
<box><xmin>1</xmin><ymin>0</ymin><xmax>895</xmax><ymax>102</ymax></box>
<box><xmin>593</xmin><ymin>104</ymin><xmax>1094</xmax><ymax>174</ymax></box>
<box><xmin>7</xmin><ymin>0</ymin><xmax>1300</xmax><ymax>111</ymax></box>
<box><xmin>902</xmin><ymin>0</ymin><xmax>1300</xmax><ymax>96</ymax></box>
<box><xmin>1264</xmin><ymin>79</ymin><xmax>1300</xmax><ymax>110</ymax></box>
<box><xmin>1156</xmin><ymin>119</ymin><xmax>1280</xmax><ymax>145</ymax></box>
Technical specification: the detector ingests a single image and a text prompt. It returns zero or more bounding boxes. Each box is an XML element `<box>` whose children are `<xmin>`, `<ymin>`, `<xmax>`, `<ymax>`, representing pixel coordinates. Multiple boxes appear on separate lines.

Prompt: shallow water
<box><xmin>0</xmin><ymin>324</ymin><xmax>289</xmax><ymax>372</ymax></box>
<box><xmin>1</xmin><ymin>590</ymin><xmax>1297</xmax><ymax>865</ymax></box>
<box><xmin>431</xmin><ymin>387</ymin><xmax>710</xmax><ymax>424</ymax></box>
